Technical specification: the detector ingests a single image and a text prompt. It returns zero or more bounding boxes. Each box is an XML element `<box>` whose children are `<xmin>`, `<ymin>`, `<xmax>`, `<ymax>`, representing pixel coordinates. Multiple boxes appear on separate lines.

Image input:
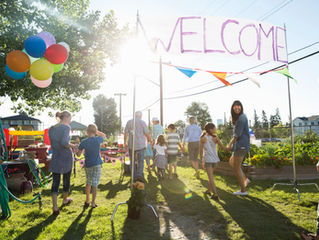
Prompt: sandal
<box><xmin>204</xmin><ymin>190</ymin><xmax>212</xmax><ymax>196</ymax></box>
<box><xmin>84</xmin><ymin>202</ymin><xmax>90</xmax><ymax>208</ymax></box>
<box><xmin>52</xmin><ymin>209</ymin><xmax>60</xmax><ymax>216</ymax></box>
<box><xmin>301</xmin><ymin>231</ymin><xmax>317</xmax><ymax>240</ymax></box>
<box><xmin>62</xmin><ymin>198</ymin><xmax>73</xmax><ymax>207</ymax></box>
<box><xmin>92</xmin><ymin>204</ymin><xmax>98</xmax><ymax>208</ymax></box>
<box><xmin>211</xmin><ymin>194</ymin><xmax>219</xmax><ymax>201</ymax></box>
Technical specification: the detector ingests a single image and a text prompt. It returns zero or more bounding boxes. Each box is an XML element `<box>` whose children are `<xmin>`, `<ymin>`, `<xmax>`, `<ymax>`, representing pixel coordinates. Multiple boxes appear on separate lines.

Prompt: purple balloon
<box><xmin>37</xmin><ymin>31</ymin><xmax>56</xmax><ymax>48</ymax></box>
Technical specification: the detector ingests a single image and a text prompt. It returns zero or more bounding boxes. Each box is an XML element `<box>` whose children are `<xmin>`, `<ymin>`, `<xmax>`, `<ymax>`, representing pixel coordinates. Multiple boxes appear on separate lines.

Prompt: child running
<box><xmin>154</xmin><ymin>134</ymin><xmax>167</xmax><ymax>180</ymax></box>
<box><xmin>166</xmin><ymin>124</ymin><xmax>184</xmax><ymax>180</ymax></box>
<box><xmin>77</xmin><ymin>124</ymin><xmax>105</xmax><ymax>208</ymax></box>
<box><xmin>145</xmin><ymin>142</ymin><xmax>153</xmax><ymax>173</ymax></box>
<box><xmin>200</xmin><ymin>123</ymin><xmax>228</xmax><ymax>201</ymax></box>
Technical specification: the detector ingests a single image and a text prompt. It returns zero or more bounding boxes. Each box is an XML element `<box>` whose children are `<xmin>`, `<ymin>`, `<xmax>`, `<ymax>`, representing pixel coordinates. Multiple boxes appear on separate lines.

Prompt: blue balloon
<box><xmin>24</xmin><ymin>36</ymin><xmax>46</xmax><ymax>58</ymax></box>
<box><xmin>5</xmin><ymin>64</ymin><xmax>27</xmax><ymax>79</ymax></box>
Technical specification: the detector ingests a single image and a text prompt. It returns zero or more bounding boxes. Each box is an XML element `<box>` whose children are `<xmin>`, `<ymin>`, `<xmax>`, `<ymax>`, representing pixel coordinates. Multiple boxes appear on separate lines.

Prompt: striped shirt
<box><xmin>166</xmin><ymin>132</ymin><xmax>180</xmax><ymax>155</ymax></box>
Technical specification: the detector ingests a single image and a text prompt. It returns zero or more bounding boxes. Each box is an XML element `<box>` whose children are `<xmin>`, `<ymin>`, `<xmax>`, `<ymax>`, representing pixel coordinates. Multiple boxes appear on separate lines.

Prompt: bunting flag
<box><xmin>103</xmin><ymin>154</ymin><xmax>127</xmax><ymax>165</ymax></box>
<box><xmin>245</xmin><ymin>73</ymin><xmax>261</xmax><ymax>88</ymax></box>
<box><xmin>175</xmin><ymin>67</ymin><xmax>197</xmax><ymax>78</ymax></box>
<box><xmin>274</xmin><ymin>67</ymin><xmax>297</xmax><ymax>83</ymax></box>
<box><xmin>209</xmin><ymin>72</ymin><xmax>232</xmax><ymax>86</ymax></box>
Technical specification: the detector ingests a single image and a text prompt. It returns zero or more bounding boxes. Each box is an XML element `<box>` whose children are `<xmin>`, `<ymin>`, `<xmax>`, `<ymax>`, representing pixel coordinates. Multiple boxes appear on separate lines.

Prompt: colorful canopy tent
<box><xmin>69</xmin><ymin>121</ymin><xmax>87</xmax><ymax>131</ymax></box>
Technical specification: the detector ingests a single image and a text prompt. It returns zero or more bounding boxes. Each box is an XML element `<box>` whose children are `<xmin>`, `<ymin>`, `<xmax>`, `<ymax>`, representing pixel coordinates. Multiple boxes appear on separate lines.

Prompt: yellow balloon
<box><xmin>30</xmin><ymin>59</ymin><xmax>54</xmax><ymax>81</ymax></box>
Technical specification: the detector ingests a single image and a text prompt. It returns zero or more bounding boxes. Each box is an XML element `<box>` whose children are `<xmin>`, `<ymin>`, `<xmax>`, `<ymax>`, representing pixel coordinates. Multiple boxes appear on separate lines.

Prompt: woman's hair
<box><xmin>231</xmin><ymin>100</ymin><xmax>243</xmax><ymax>124</ymax></box>
<box><xmin>201</xmin><ymin>122</ymin><xmax>216</xmax><ymax>137</ymax></box>
<box><xmin>56</xmin><ymin>111</ymin><xmax>71</xmax><ymax>122</ymax></box>
<box><xmin>156</xmin><ymin>134</ymin><xmax>166</xmax><ymax>146</ymax></box>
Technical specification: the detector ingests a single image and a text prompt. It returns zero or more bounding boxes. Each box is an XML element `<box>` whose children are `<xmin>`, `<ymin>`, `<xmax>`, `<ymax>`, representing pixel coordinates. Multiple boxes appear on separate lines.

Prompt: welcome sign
<box><xmin>139</xmin><ymin>16</ymin><xmax>287</xmax><ymax>63</ymax></box>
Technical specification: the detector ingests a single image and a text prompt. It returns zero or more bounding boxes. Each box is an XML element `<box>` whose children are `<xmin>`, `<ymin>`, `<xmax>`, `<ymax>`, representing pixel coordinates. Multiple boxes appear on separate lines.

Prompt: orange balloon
<box><xmin>6</xmin><ymin>50</ymin><xmax>31</xmax><ymax>72</ymax></box>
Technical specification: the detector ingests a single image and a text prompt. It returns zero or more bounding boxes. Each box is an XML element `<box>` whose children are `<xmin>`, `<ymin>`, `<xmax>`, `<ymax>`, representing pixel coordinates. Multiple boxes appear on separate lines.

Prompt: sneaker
<box><xmin>233</xmin><ymin>190</ymin><xmax>248</xmax><ymax>196</ymax></box>
<box><xmin>245</xmin><ymin>178</ymin><xmax>251</xmax><ymax>187</ymax></box>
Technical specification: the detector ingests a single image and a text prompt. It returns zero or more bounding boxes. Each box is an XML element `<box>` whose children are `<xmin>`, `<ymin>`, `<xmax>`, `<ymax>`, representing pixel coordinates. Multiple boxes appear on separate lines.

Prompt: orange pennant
<box><xmin>209</xmin><ymin>72</ymin><xmax>232</xmax><ymax>86</ymax></box>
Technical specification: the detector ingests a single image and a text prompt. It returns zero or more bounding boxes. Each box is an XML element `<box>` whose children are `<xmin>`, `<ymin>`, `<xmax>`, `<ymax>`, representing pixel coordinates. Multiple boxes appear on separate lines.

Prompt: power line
<box><xmin>164</xmin><ymin>50</ymin><xmax>319</xmax><ymax>100</ymax></box>
<box><xmin>166</xmin><ymin>40</ymin><xmax>319</xmax><ymax>94</ymax></box>
<box><xmin>234</xmin><ymin>0</ymin><xmax>259</xmax><ymax>17</ymax></box>
<box><xmin>136</xmin><ymin>40</ymin><xmax>319</xmax><ymax>111</ymax></box>
<box><xmin>258</xmin><ymin>0</ymin><xmax>293</xmax><ymax>21</ymax></box>
<box><xmin>198</xmin><ymin>0</ymin><xmax>218</xmax><ymax>15</ymax></box>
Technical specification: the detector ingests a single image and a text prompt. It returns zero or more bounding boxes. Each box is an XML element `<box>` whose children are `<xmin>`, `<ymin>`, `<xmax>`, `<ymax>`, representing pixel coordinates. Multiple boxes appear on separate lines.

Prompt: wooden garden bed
<box><xmin>215</xmin><ymin>161</ymin><xmax>319</xmax><ymax>180</ymax></box>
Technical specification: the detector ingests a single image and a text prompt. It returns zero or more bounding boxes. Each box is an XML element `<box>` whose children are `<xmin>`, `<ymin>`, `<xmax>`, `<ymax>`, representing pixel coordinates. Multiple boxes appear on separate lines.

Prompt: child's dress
<box><xmin>154</xmin><ymin>144</ymin><xmax>167</xmax><ymax>169</ymax></box>
<box><xmin>203</xmin><ymin>135</ymin><xmax>220</xmax><ymax>165</ymax></box>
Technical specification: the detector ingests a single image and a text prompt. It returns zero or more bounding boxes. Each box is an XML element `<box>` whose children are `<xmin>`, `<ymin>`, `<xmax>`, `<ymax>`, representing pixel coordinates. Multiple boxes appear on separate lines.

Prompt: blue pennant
<box><xmin>176</xmin><ymin>67</ymin><xmax>197</xmax><ymax>78</ymax></box>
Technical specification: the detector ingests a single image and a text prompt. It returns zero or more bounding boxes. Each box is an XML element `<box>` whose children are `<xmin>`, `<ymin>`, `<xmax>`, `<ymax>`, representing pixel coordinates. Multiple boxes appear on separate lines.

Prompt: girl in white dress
<box><xmin>200</xmin><ymin>123</ymin><xmax>227</xmax><ymax>201</ymax></box>
<box><xmin>154</xmin><ymin>134</ymin><xmax>167</xmax><ymax>180</ymax></box>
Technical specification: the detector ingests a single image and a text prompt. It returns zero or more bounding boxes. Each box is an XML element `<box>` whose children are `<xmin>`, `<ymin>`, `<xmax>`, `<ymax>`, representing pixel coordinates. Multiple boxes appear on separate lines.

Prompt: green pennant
<box><xmin>274</xmin><ymin>67</ymin><xmax>297</xmax><ymax>83</ymax></box>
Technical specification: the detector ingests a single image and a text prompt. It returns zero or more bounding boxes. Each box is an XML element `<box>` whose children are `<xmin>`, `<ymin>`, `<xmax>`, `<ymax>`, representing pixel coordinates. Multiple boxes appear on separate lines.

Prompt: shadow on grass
<box><xmin>160</xmin><ymin>177</ymin><xmax>228</xmax><ymax>239</ymax></box>
<box><xmin>14</xmin><ymin>214</ymin><xmax>58</xmax><ymax>240</ymax></box>
<box><xmin>99</xmin><ymin>180</ymin><xmax>130</xmax><ymax>199</ymax></box>
<box><xmin>120</xmin><ymin>206</ymin><xmax>161</xmax><ymax>240</ymax></box>
<box><xmin>218</xmin><ymin>187</ymin><xmax>306</xmax><ymax>239</ymax></box>
<box><xmin>118</xmin><ymin>172</ymin><xmax>161</xmax><ymax>239</ymax></box>
<box><xmin>60</xmin><ymin>207</ymin><xmax>93</xmax><ymax>240</ymax></box>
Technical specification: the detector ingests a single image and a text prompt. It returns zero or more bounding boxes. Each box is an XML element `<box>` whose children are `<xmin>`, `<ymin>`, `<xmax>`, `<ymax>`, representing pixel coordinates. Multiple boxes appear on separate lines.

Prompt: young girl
<box><xmin>145</xmin><ymin>142</ymin><xmax>153</xmax><ymax>173</ymax></box>
<box><xmin>200</xmin><ymin>123</ymin><xmax>228</xmax><ymax>201</ymax></box>
<box><xmin>154</xmin><ymin>134</ymin><xmax>167</xmax><ymax>180</ymax></box>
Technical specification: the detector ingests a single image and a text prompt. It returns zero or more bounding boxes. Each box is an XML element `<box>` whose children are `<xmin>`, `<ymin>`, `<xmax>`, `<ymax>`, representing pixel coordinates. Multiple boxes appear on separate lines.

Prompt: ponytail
<box><xmin>55</xmin><ymin>111</ymin><xmax>71</xmax><ymax>122</ymax></box>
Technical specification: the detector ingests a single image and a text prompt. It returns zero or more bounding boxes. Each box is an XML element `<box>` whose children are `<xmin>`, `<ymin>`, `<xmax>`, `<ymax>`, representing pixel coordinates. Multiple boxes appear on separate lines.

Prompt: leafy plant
<box><xmin>127</xmin><ymin>181</ymin><xmax>146</xmax><ymax>211</ymax></box>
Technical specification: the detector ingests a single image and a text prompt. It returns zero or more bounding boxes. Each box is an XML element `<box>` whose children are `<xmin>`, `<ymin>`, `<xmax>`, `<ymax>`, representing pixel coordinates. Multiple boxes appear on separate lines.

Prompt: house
<box><xmin>293</xmin><ymin>115</ymin><xmax>319</xmax><ymax>136</ymax></box>
<box><xmin>1</xmin><ymin>114</ymin><xmax>41</xmax><ymax>130</ymax></box>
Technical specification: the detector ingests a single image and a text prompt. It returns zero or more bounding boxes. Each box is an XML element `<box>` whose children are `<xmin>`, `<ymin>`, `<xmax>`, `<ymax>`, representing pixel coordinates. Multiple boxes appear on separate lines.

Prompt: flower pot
<box><xmin>127</xmin><ymin>206</ymin><xmax>141</xmax><ymax>219</ymax></box>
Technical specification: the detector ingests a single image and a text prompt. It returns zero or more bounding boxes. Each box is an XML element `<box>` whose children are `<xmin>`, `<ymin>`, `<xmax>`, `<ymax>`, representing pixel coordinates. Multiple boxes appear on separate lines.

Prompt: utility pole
<box><xmin>159</xmin><ymin>57</ymin><xmax>163</xmax><ymax>126</ymax></box>
<box><xmin>114</xmin><ymin>93</ymin><xmax>126</xmax><ymax>133</ymax></box>
<box><xmin>148</xmin><ymin>109</ymin><xmax>151</xmax><ymax>130</ymax></box>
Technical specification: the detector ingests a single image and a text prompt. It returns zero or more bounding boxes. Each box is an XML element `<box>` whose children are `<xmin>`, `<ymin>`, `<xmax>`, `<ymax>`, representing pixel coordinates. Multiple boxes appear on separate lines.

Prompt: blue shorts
<box><xmin>85</xmin><ymin>165</ymin><xmax>101</xmax><ymax>187</ymax></box>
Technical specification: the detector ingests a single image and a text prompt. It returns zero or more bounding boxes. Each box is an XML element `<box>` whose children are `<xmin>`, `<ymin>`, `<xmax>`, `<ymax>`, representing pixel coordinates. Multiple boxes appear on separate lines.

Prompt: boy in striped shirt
<box><xmin>166</xmin><ymin>124</ymin><xmax>184</xmax><ymax>180</ymax></box>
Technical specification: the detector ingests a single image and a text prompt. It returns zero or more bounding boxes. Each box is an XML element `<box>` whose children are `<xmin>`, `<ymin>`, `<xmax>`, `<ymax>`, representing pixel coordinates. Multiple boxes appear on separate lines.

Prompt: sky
<box><xmin>2</xmin><ymin>0</ymin><xmax>319</xmax><ymax>129</ymax></box>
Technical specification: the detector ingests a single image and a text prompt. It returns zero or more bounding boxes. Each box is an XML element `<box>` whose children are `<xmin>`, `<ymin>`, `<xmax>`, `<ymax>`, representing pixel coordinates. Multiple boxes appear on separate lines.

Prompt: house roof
<box><xmin>69</xmin><ymin>121</ymin><xmax>87</xmax><ymax>130</ymax></box>
<box><xmin>308</xmin><ymin>115</ymin><xmax>319</xmax><ymax>121</ymax></box>
<box><xmin>1</xmin><ymin>114</ymin><xmax>41</xmax><ymax>122</ymax></box>
<box><xmin>294</xmin><ymin>115</ymin><xmax>319</xmax><ymax>122</ymax></box>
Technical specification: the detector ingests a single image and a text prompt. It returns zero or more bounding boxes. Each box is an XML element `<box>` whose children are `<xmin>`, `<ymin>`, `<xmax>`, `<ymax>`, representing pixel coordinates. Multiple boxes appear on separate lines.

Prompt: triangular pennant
<box><xmin>274</xmin><ymin>67</ymin><xmax>297</xmax><ymax>83</ymax></box>
<box><xmin>209</xmin><ymin>72</ymin><xmax>232</xmax><ymax>86</ymax></box>
<box><xmin>245</xmin><ymin>73</ymin><xmax>261</xmax><ymax>88</ymax></box>
<box><xmin>176</xmin><ymin>67</ymin><xmax>197</xmax><ymax>78</ymax></box>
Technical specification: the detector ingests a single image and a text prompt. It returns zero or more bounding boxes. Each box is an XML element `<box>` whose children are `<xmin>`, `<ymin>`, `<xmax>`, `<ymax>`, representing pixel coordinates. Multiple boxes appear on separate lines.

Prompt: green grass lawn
<box><xmin>1</xmin><ymin>159</ymin><xmax>319</xmax><ymax>240</ymax></box>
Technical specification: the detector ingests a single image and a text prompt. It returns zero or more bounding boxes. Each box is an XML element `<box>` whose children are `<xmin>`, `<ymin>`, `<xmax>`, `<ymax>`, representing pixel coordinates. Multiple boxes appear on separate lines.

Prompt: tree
<box><xmin>93</xmin><ymin>94</ymin><xmax>120</xmax><ymax>136</ymax></box>
<box><xmin>185</xmin><ymin>102</ymin><xmax>212</xmax><ymax>129</ymax></box>
<box><xmin>0</xmin><ymin>0</ymin><xmax>128</xmax><ymax>115</ymax></box>
<box><xmin>261</xmin><ymin>110</ymin><xmax>269</xmax><ymax>130</ymax></box>
<box><xmin>269</xmin><ymin>108</ymin><xmax>282</xmax><ymax>127</ymax></box>
<box><xmin>253</xmin><ymin>109</ymin><xmax>260</xmax><ymax>129</ymax></box>
<box><xmin>174</xmin><ymin>120</ymin><xmax>185</xmax><ymax>128</ymax></box>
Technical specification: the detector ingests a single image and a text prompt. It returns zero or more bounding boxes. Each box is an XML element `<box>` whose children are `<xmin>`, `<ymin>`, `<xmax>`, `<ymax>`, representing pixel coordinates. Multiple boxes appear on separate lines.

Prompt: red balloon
<box><xmin>44</xmin><ymin>44</ymin><xmax>68</xmax><ymax>64</ymax></box>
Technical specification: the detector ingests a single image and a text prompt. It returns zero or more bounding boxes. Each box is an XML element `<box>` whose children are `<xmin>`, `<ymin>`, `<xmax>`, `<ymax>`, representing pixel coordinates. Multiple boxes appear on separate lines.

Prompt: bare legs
<box><xmin>229</xmin><ymin>155</ymin><xmax>247</xmax><ymax>192</ymax></box>
<box><xmin>206</xmin><ymin>166</ymin><xmax>217</xmax><ymax>196</ymax></box>
<box><xmin>169</xmin><ymin>163</ymin><xmax>177</xmax><ymax>179</ymax></box>
<box><xmin>85</xmin><ymin>184</ymin><xmax>97</xmax><ymax>207</ymax></box>
<box><xmin>52</xmin><ymin>194</ymin><xmax>58</xmax><ymax>211</ymax></box>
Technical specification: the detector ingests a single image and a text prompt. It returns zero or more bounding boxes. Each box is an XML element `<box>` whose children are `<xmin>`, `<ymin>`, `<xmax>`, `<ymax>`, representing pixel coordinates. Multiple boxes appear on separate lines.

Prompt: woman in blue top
<box><xmin>227</xmin><ymin>101</ymin><xmax>250</xmax><ymax>196</ymax></box>
<box><xmin>49</xmin><ymin>111</ymin><xmax>76</xmax><ymax>215</ymax></box>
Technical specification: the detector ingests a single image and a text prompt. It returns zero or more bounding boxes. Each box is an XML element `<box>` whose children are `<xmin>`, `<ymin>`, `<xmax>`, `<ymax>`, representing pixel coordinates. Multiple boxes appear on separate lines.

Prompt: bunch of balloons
<box><xmin>5</xmin><ymin>31</ymin><xmax>70</xmax><ymax>88</ymax></box>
